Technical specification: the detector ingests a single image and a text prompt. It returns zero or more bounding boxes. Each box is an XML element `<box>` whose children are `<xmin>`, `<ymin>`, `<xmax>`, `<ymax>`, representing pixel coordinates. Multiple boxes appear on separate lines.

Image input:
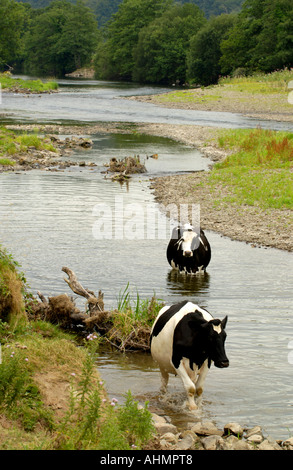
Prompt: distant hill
<box><xmin>16</xmin><ymin>0</ymin><xmax>244</xmax><ymax>25</ymax></box>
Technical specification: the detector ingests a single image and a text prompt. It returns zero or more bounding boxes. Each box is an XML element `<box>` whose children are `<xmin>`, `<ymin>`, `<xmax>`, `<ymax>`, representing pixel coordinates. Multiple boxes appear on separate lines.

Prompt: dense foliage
<box><xmin>1</xmin><ymin>0</ymin><xmax>293</xmax><ymax>84</ymax></box>
<box><xmin>220</xmin><ymin>0</ymin><xmax>293</xmax><ymax>75</ymax></box>
<box><xmin>23</xmin><ymin>0</ymin><xmax>99</xmax><ymax>76</ymax></box>
<box><xmin>16</xmin><ymin>0</ymin><xmax>244</xmax><ymax>23</ymax></box>
<box><xmin>187</xmin><ymin>13</ymin><xmax>236</xmax><ymax>85</ymax></box>
<box><xmin>0</xmin><ymin>0</ymin><xmax>27</xmax><ymax>69</ymax></box>
<box><xmin>132</xmin><ymin>3</ymin><xmax>206</xmax><ymax>84</ymax></box>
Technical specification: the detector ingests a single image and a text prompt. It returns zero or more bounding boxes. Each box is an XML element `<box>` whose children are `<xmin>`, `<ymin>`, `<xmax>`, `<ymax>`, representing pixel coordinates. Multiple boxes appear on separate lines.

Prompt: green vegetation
<box><xmin>187</xmin><ymin>13</ymin><xmax>236</xmax><ymax>86</ymax></box>
<box><xmin>105</xmin><ymin>283</ymin><xmax>164</xmax><ymax>351</ymax></box>
<box><xmin>116</xmin><ymin>283</ymin><xmax>164</xmax><ymax>326</ymax></box>
<box><xmin>0</xmin><ymin>244</ymin><xmax>27</xmax><ymax>328</ymax></box>
<box><xmin>117</xmin><ymin>282</ymin><xmax>163</xmax><ymax>322</ymax></box>
<box><xmin>158</xmin><ymin>90</ymin><xmax>222</xmax><ymax>104</ymax></box>
<box><xmin>94</xmin><ymin>0</ymin><xmax>293</xmax><ymax>85</ymax></box>
<box><xmin>23</xmin><ymin>0</ymin><xmax>100</xmax><ymax>77</ymax></box>
<box><xmin>0</xmin><ymin>0</ymin><xmax>99</xmax><ymax>77</ymax></box>
<box><xmin>219</xmin><ymin>69</ymin><xmax>293</xmax><ymax>94</ymax></box>
<box><xmin>0</xmin><ymin>127</ymin><xmax>56</xmax><ymax>160</ymax></box>
<box><xmin>0</xmin><ymin>73</ymin><xmax>58</xmax><ymax>93</ymax></box>
<box><xmin>0</xmin><ymin>246</ymin><xmax>156</xmax><ymax>450</ymax></box>
<box><xmin>16</xmin><ymin>0</ymin><xmax>244</xmax><ymax>24</ymax></box>
<box><xmin>220</xmin><ymin>0</ymin><xmax>293</xmax><ymax>76</ymax></box>
<box><xmin>206</xmin><ymin>128</ymin><xmax>293</xmax><ymax>210</ymax></box>
<box><xmin>1</xmin><ymin>0</ymin><xmax>292</xmax><ymax>85</ymax></box>
<box><xmin>0</xmin><ymin>158</ymin><xmax>15</xmax><ymax>166</ymax></box>
<box><xmin>132</xmin><ymin>3</ymin><xmax>206</xmax><ymax>84</ymax></box>
<box><xmin>0</xmin><ymin>0</ymin><xmax>26</xmax><ymax>69</ymax></box>
<box><xmin>148</xmin><ymin>69</ymin><xmax>293</xmax><ymax>110</ymax></box>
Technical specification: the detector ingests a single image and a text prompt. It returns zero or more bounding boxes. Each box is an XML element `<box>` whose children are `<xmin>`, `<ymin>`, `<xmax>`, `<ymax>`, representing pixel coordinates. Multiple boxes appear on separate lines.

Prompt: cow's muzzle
<box><xmin>183</xmin><ymin>251</ymin><xmax>193</xmax><ymax>257</ymax></box>
<box><xmin>214</xmin><ymin>360</ymin><xmax>229</xmax><ymax>368</ymax></box>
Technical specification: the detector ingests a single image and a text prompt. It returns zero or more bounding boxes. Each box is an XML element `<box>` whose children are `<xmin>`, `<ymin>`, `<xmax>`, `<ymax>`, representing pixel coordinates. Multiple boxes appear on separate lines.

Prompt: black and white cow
<box><xmin>150</xmin><ymin>300</ymin><xmax>229</xmax><ymax>410</ymax></box>
<box><xmin>167</xmin><ymin>224</ymin><xmax>211</xmax><ymax>274</ymax></box>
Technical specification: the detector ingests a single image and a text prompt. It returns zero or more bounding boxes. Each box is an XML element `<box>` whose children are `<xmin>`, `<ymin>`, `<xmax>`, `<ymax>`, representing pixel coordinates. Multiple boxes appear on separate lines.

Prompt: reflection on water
<box><xmin>0</xmin><ymin>129</ymin><xmax>293</xmax><ymax>440</ymax></box>
<box><xmin>69</xmin><ymin>132</ymin><xmax>210</xmax><ymax>176</ymax></box>
<box><xmin>166</xmin><ymin>270</ymin><xmax>211</xmax><ymax>297</ymax></box>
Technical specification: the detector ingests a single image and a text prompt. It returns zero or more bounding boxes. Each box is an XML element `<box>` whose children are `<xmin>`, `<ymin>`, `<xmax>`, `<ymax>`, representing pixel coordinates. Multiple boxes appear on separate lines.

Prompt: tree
<box><xmin>180</xmin><ymin>0</ymin><xmax>244</xmax><ymax>17</ymax></box>
<box><xmin>187</xmin><ymin>13</ymin><xmax>236</xmax><ymax>85</ymax></box>
<box><xmin>56</xmin><ymin>0</ymin><xmax>100</xmax><ymax>70</ymax></box>
<box><xmin>0</xmin><ymin>0</ymin><xmax>27</xmax><ymax>70</ymax></box>
<box><xmin>132</xmin><ymin>3</ymin><xmax>206</xmax><ymax>84</ymax></box>
<box><xmin>220</xmin><ymin>0</ymin><xmax>293</xmax><ymax>75</ymax></box>
<box><xmin>24</xmin><ymin>0</ymin><xmax>99</xmax><ymax>76</ymax></box>
<box><xmin>251</xmin><ymin>0</ymin><xmax>293</xmax><ymax>71</ymax></box>
<box><xmin>95</xmin><ymin>0</ymin><xmax>173</xmax><ymax>81</ymax></box>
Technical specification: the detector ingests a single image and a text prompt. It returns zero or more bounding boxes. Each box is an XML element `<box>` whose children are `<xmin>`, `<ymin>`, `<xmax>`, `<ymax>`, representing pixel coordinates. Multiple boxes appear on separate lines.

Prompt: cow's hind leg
<box><xmin>159</xmin><ymin>367</ymin><xmax>169</xmax><ymax>394</ymax></box>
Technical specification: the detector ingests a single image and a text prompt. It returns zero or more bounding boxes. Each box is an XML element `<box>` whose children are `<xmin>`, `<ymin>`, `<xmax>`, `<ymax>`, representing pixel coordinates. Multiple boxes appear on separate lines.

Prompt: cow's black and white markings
<box><xmin>150</xmin><ymin>300</ymin><xmax>229</xmax><ymax>410</ymax></box>
<box><xmin>167</xmin><ymin>224</ymin><xmax>211</xmax><ymax>274</ymax></box>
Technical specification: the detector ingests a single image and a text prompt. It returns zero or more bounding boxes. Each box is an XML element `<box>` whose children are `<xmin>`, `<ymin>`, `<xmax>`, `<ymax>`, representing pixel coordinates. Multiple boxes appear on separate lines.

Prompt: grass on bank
<box><xmin>0</xmin><ymin>246</ymin><xmax>156</xmax><ymax>450</ymax></box>
<box><xmin>0</xmin><ymin>127</ymin><xmax>56</xmax><ymax>164</ymax></box>
<box><xmin>156</xmin><ymin>69</ymin><xmax>293</xmax><ymax>105</ymax></box>
<box><xmin>0</xmin><ymin>321</ymin><xmax>154</xmax><ymax>450</ymax></box>
<box><xmin>218</xmin><ymin>68</ymin><xmax>293</xmax><ymax>94</ymax></box>
<box><xmin>109</xmin><ymin>283</ymin><xmax>164</xmax><ymax>350</ymax></box>
<box><xmin>0</xmin><ymin>72</ymin><xmax>58</xmax><ymax>93</ymax></box>
<box><xmin>117</xmin><ymin>282</ymin><xmax>164</xmax><ymax>327</ymax></box>
<box><xmin>205</xmin><ymin>128</ymin><xmax>293</xmax><ymax>210</ymax></box>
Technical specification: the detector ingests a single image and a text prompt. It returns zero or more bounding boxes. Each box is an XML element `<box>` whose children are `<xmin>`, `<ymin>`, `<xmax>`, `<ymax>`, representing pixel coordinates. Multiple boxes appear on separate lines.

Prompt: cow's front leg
<box><xmin>195</xmin><ymin>360</ymin><xmax>209</xmax><ymax>397</ymax></box>
<box><xmin>175</xmin><ymin>361</ymin><xmax>197</xmax><ymax>410</ymax></box>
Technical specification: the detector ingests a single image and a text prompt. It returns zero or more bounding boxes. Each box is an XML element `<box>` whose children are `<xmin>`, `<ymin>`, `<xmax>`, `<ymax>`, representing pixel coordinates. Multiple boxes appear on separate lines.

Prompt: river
<box><xmin>0</xmin><ymin>78</ymin><xmax>293</xmax><ymax>440</ymax></box>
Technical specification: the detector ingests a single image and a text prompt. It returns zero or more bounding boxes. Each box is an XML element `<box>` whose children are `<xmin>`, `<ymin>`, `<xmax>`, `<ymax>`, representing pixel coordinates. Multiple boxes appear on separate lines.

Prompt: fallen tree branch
<box><xmin>62</xmin><ymin>266</ymin><xmax>104</xmax><ymax>316</ymax></box>
<box><xmin>26</xmin><ymin>267</ymin><xmax>152</xmax><ymax>352</ymax></box>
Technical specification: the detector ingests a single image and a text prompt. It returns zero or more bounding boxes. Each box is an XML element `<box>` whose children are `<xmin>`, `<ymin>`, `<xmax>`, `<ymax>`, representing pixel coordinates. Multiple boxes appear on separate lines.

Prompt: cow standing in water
<box><xmin>167</xmin><ymin>224</ymin><xmax>211</xmax><ymax>274</ymax></box>
<box><xmin>150</xmin><ymin>300</ymin><xmax>229</xmax><ymax>410</ymax></box>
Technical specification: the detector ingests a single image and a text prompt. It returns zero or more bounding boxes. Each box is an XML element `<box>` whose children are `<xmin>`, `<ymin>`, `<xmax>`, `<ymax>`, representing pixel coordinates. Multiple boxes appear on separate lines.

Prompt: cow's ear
<box><xmin>188</xmin><ymin>312</ymin><xmax>207</xmax><ymax>329</ymax></box>
<box><xmin>221</xmin><ymin>316</ymin><xmax>228</xmax><ymax>329</ymax></box>
<box><xmin>171</xmin><ymin>226</ymin><xmax>180</xmax><ymax>240</ymax></box>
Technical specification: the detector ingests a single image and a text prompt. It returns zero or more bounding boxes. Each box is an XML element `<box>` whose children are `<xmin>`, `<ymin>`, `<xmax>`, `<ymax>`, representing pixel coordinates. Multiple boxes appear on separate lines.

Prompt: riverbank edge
<box><xmin>135</xmin><ymin>122</ymin><xmax>293</xmax><ymax>253</ymax></box>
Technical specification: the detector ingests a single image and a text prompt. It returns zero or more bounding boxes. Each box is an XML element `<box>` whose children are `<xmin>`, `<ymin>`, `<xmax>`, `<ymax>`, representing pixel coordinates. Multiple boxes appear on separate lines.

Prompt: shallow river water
<box><xmin>0</xmin><ymin>79</ymin><xmax>293</xmax><ymax>439</ymax></box>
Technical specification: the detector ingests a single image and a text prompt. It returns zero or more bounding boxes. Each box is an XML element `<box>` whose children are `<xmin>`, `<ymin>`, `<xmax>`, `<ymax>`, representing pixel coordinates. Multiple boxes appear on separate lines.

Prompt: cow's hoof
<box><xmin>188</xmin><ymin>402</ymin><xmax>198</xmax><ymax>411</ymax></box>
<box><xmin>196</xmin><ymin>387</ymin><xmax>203</xmax><ymax>396</ymax></box>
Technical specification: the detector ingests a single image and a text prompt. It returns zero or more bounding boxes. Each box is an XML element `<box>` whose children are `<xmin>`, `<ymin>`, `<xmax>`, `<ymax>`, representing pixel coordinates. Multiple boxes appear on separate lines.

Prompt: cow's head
<box><xmin>204</xmin><ymin>316</ymin><xmax>229</xmax><ymax>368</ymax></box>
<box><xmin>174</xmin><ymin>224</ymin><xmax>200</xmax><ymax>257</ymax></box>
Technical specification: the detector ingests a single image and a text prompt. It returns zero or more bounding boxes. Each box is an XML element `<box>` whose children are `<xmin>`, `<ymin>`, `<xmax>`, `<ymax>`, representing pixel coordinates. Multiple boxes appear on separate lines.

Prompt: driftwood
<box><xmin>105</xmin><ymin>156</ymin><xmax>146</xmax><ymax>174</ymax></box>
<box><xmin>62</xmin><ymin>266</ymin><xmax>104</xmax><ymax>316</ymax></box>
<box><xmin>26</xmin><ymin>267</ymin><xmax>151</xmax><ymax>352</ymax></box>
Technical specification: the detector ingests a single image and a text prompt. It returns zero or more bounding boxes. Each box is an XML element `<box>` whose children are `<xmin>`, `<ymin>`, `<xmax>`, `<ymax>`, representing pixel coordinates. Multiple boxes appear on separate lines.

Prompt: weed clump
<box><xmin>0</xmin><ymin>245</ymin><xmax>27</xmax><ymax>327</ymax></box>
